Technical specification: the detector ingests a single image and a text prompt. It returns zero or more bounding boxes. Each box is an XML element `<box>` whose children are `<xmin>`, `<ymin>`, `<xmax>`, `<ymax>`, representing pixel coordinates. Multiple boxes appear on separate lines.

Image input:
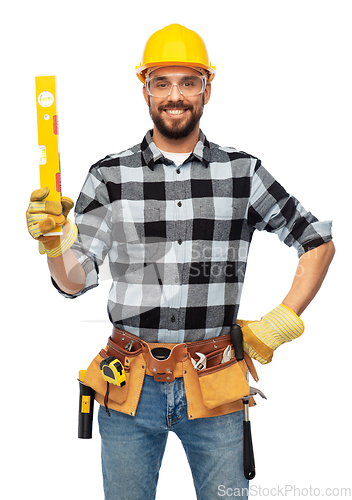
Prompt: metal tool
<box><xmin>242</xmin><ymin>387</ymin><xmax>267</xmax><ymax>480</ymax></box>
<box><xmin>221</xmin><ymin>345</ymin><xmax>232</xmax><ymax>363</ymax></box>
<box><xmin>124</xmin><ymin>340</ymin><xmax>134</xmax><ymax>352</ymax></box>
<box><xmin>191</xmin><ymin>352</ymin><xmax>207</xmax><ymax>370</ymax></box>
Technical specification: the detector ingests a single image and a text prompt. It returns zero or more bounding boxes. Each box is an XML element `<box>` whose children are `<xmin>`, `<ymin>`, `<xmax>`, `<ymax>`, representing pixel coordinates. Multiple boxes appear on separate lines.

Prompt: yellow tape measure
<box><xmin>100</xmin><ymin>357</ymin><xmax>127</xmax><ymax>387</ymax></box>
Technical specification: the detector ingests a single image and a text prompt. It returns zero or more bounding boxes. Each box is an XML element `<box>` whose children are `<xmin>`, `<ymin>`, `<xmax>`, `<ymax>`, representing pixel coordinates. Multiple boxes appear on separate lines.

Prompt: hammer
<box><xmin>230</xmin><ymin>324</ymin><xmax>267</xmax><ymax>479</ymax></box>
<box><xmin>242</xmin><ymin>387</ymin><xmax>267</xmax><ymax>480</ymax></box>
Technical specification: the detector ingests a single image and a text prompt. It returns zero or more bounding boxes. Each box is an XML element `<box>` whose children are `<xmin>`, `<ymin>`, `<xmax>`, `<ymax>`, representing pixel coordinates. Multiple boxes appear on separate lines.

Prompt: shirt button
<box><xmin>171</xmin><ymin>315</ymin><xmax>176</xmax><ymax>323</ymax></box>
<box><xmin>176</xmin><ymin>169</ymin><xmax>181</xmax><ymax>174</ymax></box>
<box><xmin>178</xmin><ymin>239</ymin><xmax>182</xmax><ymax>245</ymax></box>
<box><xmin>177</xmin><ymin>201</ymin><xmax>182</xmax><ymax>207</ymax></box>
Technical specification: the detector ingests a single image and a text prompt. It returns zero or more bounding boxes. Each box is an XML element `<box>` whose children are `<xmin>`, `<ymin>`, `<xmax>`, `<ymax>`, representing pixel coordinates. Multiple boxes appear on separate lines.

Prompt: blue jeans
<box><xmin>98</xmin><ymin>375</ymin><xmax>249</xmax><ymax>500</ymax></box>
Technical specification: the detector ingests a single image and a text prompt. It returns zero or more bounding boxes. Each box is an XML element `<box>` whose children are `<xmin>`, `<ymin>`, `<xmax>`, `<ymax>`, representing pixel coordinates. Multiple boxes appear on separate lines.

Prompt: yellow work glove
<box><xmin>239</xmin><ymin>304</ymin><xmax>305</xmax><ymax>364</ymax></box>
<box><xmin>27</xmin><ymin>187</ymin><xmax>78</xmax><ymax>257</ymax></box>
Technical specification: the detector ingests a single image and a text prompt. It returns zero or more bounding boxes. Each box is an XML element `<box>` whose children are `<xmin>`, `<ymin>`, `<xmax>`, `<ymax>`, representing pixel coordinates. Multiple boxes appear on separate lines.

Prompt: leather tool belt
<box><xmin>83</xmin><ymin>327</ymin><xmax>258</xmax><ymax>420</ymax></box>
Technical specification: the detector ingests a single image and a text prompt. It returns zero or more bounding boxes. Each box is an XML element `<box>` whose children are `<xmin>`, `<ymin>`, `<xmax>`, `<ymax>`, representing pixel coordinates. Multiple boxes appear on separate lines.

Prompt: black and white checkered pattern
<box><xmin>57</xmin><ymin>130</ymin><xmax>332</xmax><ymax>343</ymax></box>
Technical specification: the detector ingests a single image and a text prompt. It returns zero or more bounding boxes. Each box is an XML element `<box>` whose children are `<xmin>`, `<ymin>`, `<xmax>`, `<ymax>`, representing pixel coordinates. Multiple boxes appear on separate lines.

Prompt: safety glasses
<box><xmin>145</xmin><ymin>73</ymin><xmax>207</xmax><ymax>98</ymax></box>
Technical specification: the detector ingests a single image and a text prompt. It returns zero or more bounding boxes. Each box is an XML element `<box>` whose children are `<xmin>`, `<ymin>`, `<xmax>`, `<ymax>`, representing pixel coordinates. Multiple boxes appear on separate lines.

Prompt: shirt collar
<box><xmin>141</xmin><ymin>129</ymin><xmax>211</xmax><ymax>171</ymax></box>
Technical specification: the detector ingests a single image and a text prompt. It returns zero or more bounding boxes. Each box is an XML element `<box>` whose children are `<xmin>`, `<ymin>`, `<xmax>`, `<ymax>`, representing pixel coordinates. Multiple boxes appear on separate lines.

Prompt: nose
<box><xmin>167</xmin><ymin>84</ymin><xmax>184</xmax><ymax>100</ymax></box>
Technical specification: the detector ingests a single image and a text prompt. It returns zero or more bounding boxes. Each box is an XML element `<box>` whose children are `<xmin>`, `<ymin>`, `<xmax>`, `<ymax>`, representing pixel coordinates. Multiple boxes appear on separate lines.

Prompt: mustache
<box><xmin>158</xmin><ymin>102</ymin><xmax>193</xmax><ymax>111</ymax></box>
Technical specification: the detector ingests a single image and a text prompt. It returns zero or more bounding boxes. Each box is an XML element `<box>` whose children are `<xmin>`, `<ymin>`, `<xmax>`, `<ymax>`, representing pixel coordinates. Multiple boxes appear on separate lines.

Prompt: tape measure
<box><xmin>100</xmin><ymin>356</ymin><xmax>126</xmax><ymax>387</ymax></box>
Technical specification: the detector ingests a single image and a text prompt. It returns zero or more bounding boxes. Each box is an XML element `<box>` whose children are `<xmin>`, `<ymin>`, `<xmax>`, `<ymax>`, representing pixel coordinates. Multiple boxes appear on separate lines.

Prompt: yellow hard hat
<box><xmin>136</xmin><ymin>24</ymin><xmax>216</xmax><ymax>83</ymax></box>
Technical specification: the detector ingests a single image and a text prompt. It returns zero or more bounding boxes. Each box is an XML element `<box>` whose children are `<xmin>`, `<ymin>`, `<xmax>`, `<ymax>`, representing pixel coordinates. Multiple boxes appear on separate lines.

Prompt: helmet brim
<box><xmin>136</xmin><ymin>61</ymin><xmax>216</xmax><ymax>83</ymax></box>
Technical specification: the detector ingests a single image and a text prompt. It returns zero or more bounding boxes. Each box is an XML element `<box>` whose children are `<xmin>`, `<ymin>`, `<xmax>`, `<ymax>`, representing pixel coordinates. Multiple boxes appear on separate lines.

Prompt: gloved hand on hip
<box><xmin>239</xmin><ymin>304</ymin><xmax>305</xmax><ymax>364</ymax></box>
<box><xmin>26</xmin><ymin>187</ymin><xmax>78</xmax><ymax>257</ymax></box>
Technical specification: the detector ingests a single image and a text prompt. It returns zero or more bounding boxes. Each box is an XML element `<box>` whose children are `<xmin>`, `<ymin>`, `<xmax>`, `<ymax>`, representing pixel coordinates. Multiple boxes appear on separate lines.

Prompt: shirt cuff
<box><xmin>296</xmin><ymin>220</ymin><xmax>333</xmax><ymax>257</ymax></box>
<box><xmin>51</xmin><ymin>248</ymin><xmax>100</xmax><ymax>298</ymax></box>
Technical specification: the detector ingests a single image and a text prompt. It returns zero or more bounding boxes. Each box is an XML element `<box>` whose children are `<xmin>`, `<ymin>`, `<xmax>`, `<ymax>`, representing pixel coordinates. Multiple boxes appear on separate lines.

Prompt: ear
<box><xmin>142</xmin><ymin>86</ymin><xmax>150</xmax><ymax>106</ymax></box>
<box><xmin>203</xmin><ymin>82</ymin><xmax>211</xmax><ymax>105</ymax></box>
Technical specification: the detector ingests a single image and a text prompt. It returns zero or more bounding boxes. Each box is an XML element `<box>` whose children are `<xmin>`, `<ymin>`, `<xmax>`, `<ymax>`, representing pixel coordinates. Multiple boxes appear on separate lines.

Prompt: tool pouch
<box><xmin>84</xmin><ymin>334</ymin><xmax>146</xmax><ymax>417</ymax></box>
<box><xmin>83</xmin><ymin>328</ymin><xmax>258</xmax><ymax>420</ymax></box>
<box><xmin>182</xmin><ymin>339</ymin><xmax>257</xmax><ymax>420</ymax></box>
<box><xmin>197</xmin><ymin>349</ymin><xmax>250</xmax><ymax>410</ymax></box>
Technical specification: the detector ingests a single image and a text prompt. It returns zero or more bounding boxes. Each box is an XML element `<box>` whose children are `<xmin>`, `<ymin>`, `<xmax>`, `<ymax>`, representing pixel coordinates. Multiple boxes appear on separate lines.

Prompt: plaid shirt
<box><xmin>57</xmin><ymin>130</ymin><xmax>332</xmax><ymax>343</ymax></box>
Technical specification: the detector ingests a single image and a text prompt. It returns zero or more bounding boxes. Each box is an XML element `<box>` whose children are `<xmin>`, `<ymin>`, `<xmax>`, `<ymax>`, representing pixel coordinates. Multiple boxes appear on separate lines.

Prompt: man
<box><xmin>27</xmin><ymin>24</ymin><xmax>335</xmax><ymax>500</ymax></box>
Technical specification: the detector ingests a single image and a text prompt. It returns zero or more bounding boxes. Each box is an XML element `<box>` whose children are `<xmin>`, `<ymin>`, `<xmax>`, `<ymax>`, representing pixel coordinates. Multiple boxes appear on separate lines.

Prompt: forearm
<box><xmin>47</xmin><ymin>249</ymin><xmax>86</xmax><ymax>295</ymax></box>
<box><xmin>282</xmin><ymin>240</ymin><xmax>335</xmax><ymax>316</ymax></box>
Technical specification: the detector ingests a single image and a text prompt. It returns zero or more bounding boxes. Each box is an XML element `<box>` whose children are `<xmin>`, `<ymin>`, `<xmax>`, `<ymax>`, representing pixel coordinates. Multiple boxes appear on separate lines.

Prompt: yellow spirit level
<box><xmin>35</xmin><ymin>75</ymin><xmax>62</xmax><ymax>235</ymax></box>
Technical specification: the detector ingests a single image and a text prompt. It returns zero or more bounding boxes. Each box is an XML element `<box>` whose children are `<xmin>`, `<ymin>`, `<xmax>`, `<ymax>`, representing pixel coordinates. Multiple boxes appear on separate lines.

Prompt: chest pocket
<box><xmin>121</xmin><ymin>205</ymin><xmax>162</xmax><ymax>262</ymax></box>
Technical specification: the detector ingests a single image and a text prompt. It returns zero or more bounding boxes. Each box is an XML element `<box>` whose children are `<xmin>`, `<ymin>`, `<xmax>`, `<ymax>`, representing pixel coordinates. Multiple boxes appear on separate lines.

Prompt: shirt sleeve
<box><xmin>54</xmin><ymin>164</ymin><xmax>113</xmax><ymax>298</ymax></box>
<box><xmin>247</xmin><ymin>159</ymin><xmax>333</xmax><ymax>257</ymax></box>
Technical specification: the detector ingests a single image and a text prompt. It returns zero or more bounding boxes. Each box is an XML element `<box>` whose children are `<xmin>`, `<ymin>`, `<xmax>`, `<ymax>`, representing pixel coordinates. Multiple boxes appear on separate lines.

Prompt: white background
<box><xmin>1</xmin><ymin>0</ymin><xmax>351</xmax><ymax>498</ymax></box>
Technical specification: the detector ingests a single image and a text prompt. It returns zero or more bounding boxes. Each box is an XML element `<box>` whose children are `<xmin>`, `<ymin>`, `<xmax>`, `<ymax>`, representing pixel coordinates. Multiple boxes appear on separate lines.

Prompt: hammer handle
<box><xmin>243</xmin><ymin>420</ymin><xmax>256</xmax><ymax>480</ymax></box>
<box><xmin>230</xmin><ymin>324</ymin><xmax>244</xmax><ymax>361</ymax></box>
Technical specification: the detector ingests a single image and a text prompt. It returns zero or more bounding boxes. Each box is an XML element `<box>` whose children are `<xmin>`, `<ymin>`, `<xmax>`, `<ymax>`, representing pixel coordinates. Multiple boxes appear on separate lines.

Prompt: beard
<box><xmin>148</xmin><ymin>97</ymin><xmax>204</xmax><ymax>140</ymax></box>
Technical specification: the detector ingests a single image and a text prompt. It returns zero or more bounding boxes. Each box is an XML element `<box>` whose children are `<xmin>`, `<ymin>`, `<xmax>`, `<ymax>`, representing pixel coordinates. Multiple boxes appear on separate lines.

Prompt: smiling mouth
<box><xmin>163</xmin><ymin>108</ymin><xmax>190</xmax><ymax>117</ymax></box>
<box><xmin>166</xmin><ymin>109</ymin><xmax>186</xmax><ymax>114</ymax></box>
